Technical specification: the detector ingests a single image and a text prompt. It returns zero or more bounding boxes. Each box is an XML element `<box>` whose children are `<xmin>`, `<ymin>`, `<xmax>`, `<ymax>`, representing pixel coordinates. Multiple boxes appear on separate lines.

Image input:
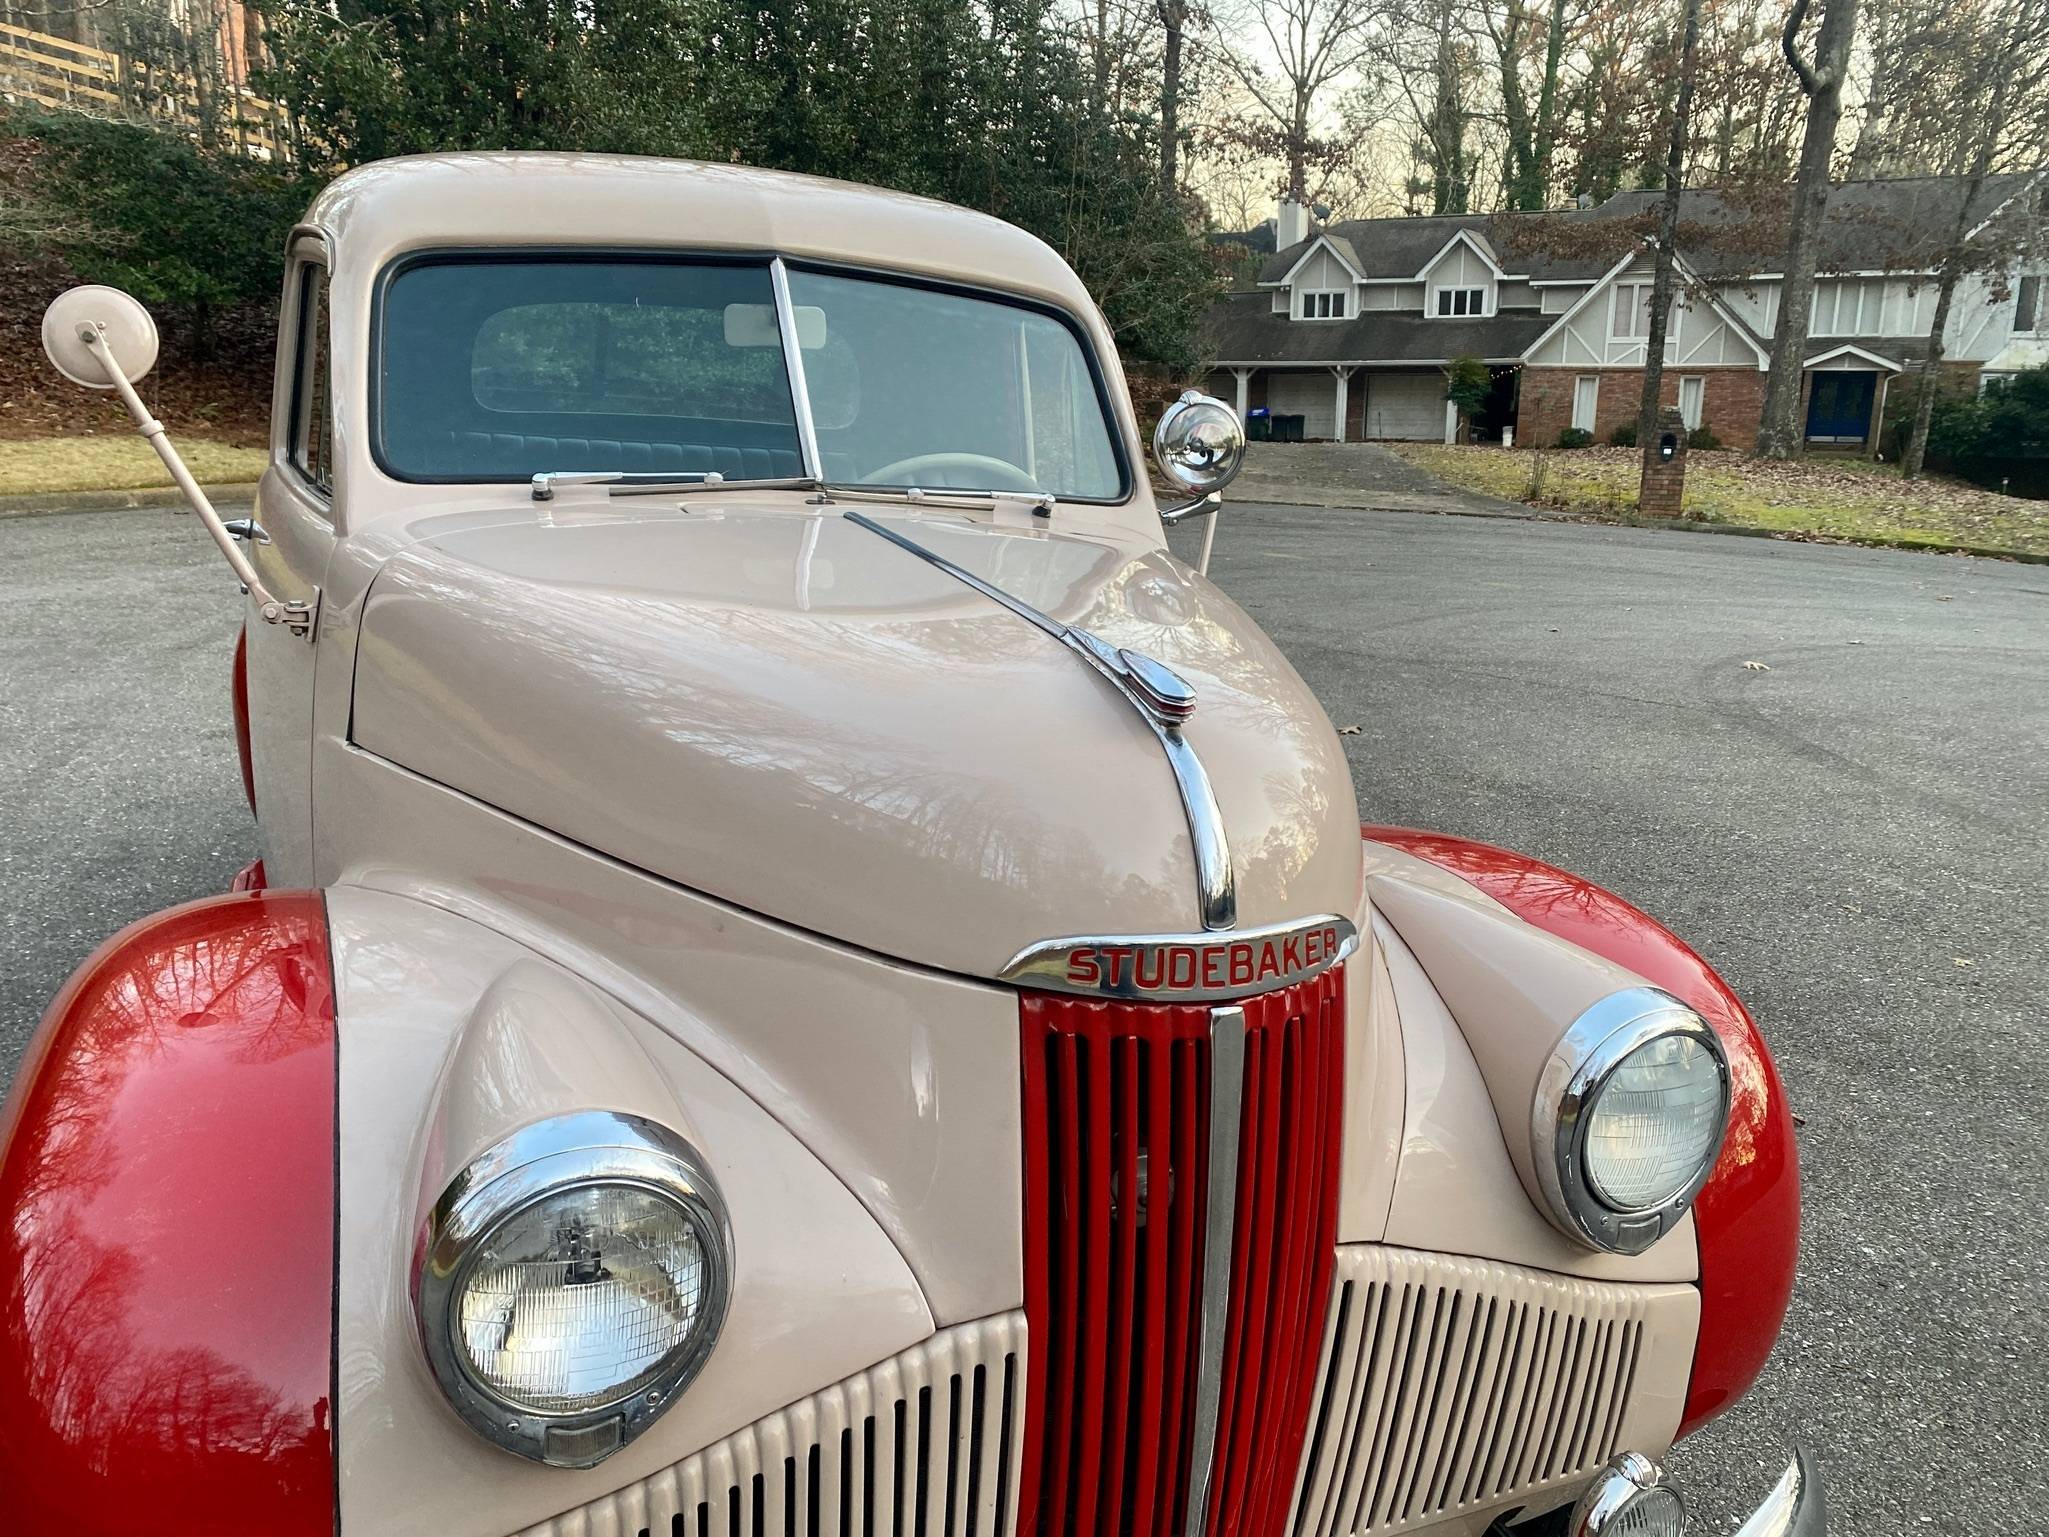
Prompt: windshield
<box><xmin>375</xmin><ymin>255</ymin><xmax>1127</xmax><ymax>499</ymax></box>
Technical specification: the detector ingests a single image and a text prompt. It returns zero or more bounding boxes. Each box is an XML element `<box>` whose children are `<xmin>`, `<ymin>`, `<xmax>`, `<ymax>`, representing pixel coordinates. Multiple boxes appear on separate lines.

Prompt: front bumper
<box><xmin>1733</xmin><ymin>1448</ymin><xmax>1826</xmax><ymax>1537</ymax></box>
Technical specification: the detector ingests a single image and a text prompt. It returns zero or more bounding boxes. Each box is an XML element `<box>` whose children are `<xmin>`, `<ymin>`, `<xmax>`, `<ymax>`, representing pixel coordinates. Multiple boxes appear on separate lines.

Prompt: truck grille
<box><xmin>1016</xmin><ymin>969</ymin><xmax>1345</xmax><ymax>1537</ymax></box>
<box><xmin>512</xmin><ymin>1313</ymin><xmax>1026</xmax><ymax>1537</ymax></box>
<box><xmin>1286</xmin><ymin>1248</ymin><xmax>1660</xmax><ymax>1537</ymax></box>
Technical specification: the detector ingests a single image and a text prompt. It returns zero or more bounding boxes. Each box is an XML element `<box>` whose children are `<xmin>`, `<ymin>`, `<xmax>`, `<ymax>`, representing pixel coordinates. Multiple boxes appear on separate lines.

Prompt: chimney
<box><xmin>1277</xmin><ymin>197</ymin><xmax>1310</xmax><ymax>250</ymax></box>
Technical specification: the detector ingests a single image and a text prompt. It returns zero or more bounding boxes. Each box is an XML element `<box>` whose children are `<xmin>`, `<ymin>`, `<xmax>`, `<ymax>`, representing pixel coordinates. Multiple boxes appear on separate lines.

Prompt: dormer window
<box><xmin>1299</xmin><ymin>289</ymin><xmax>1348</xmax><ymax>319</ymax></box>
<box><xmin>1434</xmin><ymin>287</ymin><xmax>1485</xmax><ymax>317</ymax></box>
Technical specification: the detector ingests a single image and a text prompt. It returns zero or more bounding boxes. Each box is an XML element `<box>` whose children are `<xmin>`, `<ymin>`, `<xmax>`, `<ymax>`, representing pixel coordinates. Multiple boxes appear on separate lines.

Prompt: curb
<box><xmin>0</xmin><ymin>483</ymin><xmax>260</xmax><ymax>519</ymax></box>
<box><xmin>1239</xmin><ymin>481</ymin><xmax>2044</xmax><ymax>564</ymax></box>
<box><xmin>1551</xmin><ymin>506</ymin><xmax>2049</xmax><ymax>564</ymax></box>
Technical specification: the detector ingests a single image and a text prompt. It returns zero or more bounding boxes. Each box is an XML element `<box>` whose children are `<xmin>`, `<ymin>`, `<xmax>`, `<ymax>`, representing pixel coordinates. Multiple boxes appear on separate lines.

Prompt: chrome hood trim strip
<box><xmin>1184</xmin><ymin>1003</ymin><xmax>1246</xmax><ymax>1534</ymax></box>
<box><xmin>842</xmin><ymin>507</ymin><xmax>1236</xmax><ymax>930</ymax></box>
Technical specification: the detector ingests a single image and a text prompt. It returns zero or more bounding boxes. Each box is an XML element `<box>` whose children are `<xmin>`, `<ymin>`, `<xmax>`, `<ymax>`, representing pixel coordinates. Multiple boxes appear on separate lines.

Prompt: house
<box><xmin>1203</xmin><ymin>174</ymin><xmax>2048</xmax><ymax>452</ymax></box>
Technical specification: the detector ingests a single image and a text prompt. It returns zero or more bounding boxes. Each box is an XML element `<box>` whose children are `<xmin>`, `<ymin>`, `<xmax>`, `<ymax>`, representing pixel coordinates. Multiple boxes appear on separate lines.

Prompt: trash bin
<box><xmin>1247</xmin><ymin>409</ymin><xmax>1272</xmax><ymax>442</ymax></box>
<box><xmin>1277</xmin><ymin>414</ymin><xmax>1305</xmax><ymax>443</ymax></box>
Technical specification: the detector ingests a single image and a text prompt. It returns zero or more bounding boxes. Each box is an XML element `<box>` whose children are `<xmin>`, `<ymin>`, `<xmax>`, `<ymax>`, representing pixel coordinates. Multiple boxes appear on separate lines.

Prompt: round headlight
<box><xmin>1533</xmin><ymin>988</ymin><xmax>1730</xmax><ymax>1255</ymax></box>
<box><xmin>1582</xmin><ymin>1031</ymin><xmax>1727</xmax><ymax>1211</ymax></box>
<box><xmin>415</xmin><ymin>1111</ymin><xmax>732</xmax><ymax>1467</ymax></box>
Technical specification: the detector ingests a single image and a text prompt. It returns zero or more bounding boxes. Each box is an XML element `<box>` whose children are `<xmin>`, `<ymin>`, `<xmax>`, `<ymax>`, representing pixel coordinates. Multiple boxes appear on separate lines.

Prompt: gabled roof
<box><xmin>1269</xmin><ymin>232</ymin><xmax>1368</xmax><ymax>286</ymax></box>
<box><xmin>1805</xmin><ymin>343</ymin><xmax>1904</xmax><ymax>371</ymax></box>
<box><xmin>1417</xmin><ymin>226</ymin><xmax>1508</xmax><ymax>282</ymax></box>
<box><xmin>1249</xmin><ymin>171</ymin><xmax>2046</xmax><ymax>290</ymax></box>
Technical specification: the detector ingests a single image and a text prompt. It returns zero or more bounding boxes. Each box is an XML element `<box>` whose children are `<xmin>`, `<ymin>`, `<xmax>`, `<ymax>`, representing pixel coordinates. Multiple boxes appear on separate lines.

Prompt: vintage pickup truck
<box><xmin>4</xmin><ymin>154</ymin><xmax>1815</xmax><ymax>1537</ymax></box>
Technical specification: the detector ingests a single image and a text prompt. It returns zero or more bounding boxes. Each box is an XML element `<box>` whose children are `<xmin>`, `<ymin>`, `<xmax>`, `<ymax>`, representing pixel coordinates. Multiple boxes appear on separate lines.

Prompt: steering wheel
<box><xmin>860</xmin><ymin>452</ymin><xmax>1041</xmax><ymax>493</ymax></box>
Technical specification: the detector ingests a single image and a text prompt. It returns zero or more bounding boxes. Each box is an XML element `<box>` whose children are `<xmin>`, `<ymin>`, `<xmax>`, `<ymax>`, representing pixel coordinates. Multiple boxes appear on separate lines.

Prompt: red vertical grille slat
<box><xmin>1019</xmin><ymin>965</ymin><xmax>1346</xmax><ymax>1537</ymax></box>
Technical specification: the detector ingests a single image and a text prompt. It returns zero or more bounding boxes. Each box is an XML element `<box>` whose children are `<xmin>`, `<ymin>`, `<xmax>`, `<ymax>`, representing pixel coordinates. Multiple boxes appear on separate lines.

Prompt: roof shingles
<box><xmin>1207</xmin><ymin>293</ymin><xmax>1553</xmax><ymax>365</ymax></box>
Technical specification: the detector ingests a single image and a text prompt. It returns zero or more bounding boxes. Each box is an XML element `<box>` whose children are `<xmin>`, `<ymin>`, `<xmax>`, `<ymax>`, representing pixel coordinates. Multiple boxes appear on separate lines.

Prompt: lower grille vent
<box><xmin>513</xmin><ymin>1313</ymin><xmax>1026</xmax><ymax>1537</ymax></box>
<box><xmin>1287</xmin><ymin>1249</ymin><xmax>1657</xmax><ymax>1537</ymax></box>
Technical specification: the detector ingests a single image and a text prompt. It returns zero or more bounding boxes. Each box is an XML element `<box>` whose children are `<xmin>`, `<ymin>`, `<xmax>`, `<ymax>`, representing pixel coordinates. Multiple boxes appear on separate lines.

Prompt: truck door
<box><xmin>242</xmin><ymin>237</ymin><xmax>336</xmax><ymax>885</ymax></box>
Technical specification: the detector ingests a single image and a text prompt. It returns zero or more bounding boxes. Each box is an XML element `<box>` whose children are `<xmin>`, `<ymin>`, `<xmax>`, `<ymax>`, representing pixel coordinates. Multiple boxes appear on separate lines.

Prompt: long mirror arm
<box><xmin>1160</xmin><ymin>490</ymin><xmax>1225</xmax><ymax>576</ymax></box>
<box><xmin>79</xmin><ymin>323</ymin><xmax>315</xmax><ymax>637</ymax></box>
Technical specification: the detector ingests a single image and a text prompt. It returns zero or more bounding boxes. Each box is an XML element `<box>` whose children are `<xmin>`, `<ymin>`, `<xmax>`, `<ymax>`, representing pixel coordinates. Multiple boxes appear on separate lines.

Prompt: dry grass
<box><xmin>0</xmin><ymin>436</ymin><xmax>268</xmax><ymax>497</ymax></box>
<box><xmin>1391</xmin><ymin>444</ymin><xmax>2049</xmax><ymax>557</ymax></box>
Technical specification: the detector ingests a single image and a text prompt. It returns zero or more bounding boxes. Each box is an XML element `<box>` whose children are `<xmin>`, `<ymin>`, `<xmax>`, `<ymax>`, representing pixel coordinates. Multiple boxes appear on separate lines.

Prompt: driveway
<box><xmin>4</xmin><ymin>500</ymin><xmax>2046</xmax><ymax>1532</ymax></box>
<box><xmin>1230</xmin><ymin>439</ymin><xmax>1532</xmax><ymax>516</ymax></box>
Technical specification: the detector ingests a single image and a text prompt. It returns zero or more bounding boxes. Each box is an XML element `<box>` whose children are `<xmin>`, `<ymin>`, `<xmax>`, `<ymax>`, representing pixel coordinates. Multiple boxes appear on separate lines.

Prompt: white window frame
<box><xmin>1433</xmin><ymin>286</ymin><xmax>1487</xmax><ymax>318</ymax></box>
<box><xmin>1298</xmin><ymin>288</ymin><xmax>1349</xmax><ymax>320</ymax></box>
<box><xmin>2015</xmin><ymin>274</ymin><xmax>2044</xmax><ymax>335</ymax></box>
<box><xmin>1572</xmin><ymin>375</ymin><xmax>1599</xmax><ymax>434</ymax></box>
<box><xmin>1610</xmin><ymin>280</ymin><xmax>1655</xmax><ymax>340</ymax></box>
<box><xmin>1678</xmin><ymin>375</ymin><xmax>1705</xmax><ymax>431</ymax></box>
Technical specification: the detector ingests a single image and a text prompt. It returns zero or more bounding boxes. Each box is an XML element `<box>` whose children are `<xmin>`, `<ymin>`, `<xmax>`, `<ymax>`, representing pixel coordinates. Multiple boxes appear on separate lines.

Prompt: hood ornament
<box><xmin>842</xmin><ymin>509</ymin><xmax>1233</xmax><ymax>928</ymax></box>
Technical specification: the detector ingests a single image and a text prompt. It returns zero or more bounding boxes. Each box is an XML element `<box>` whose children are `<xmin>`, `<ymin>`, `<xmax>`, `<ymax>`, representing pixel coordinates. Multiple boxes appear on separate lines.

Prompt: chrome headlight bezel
<box><xmin>1532</xmin><ymin>987</ymin><xmax>1731</xmax><ymax>1255</ymax></box>
<box><xmin>412</xmin><ymin>1110</ymin><xmax>733</xmax><ymax>1468</ymax></box>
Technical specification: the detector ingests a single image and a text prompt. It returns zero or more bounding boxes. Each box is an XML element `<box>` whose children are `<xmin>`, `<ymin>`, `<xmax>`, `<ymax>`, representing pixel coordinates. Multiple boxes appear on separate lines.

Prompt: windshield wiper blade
<box><xmin>530</xmin><ymin>470</ymin><xmax>821</xmax><ymax>502</ymax></box>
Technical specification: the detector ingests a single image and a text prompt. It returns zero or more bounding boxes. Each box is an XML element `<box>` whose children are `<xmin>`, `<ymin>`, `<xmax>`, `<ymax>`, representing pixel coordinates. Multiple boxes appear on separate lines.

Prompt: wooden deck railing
<box><xmin>0</xmin><ymin>20</ymin><xmax>290</xmax><ymax>160</ymax></box>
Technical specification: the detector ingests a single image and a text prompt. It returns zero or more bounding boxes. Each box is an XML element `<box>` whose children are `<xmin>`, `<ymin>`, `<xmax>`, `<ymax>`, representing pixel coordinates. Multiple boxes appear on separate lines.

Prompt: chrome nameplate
<box><xmin>998</xmin><ymin>915</ymin><xmax>1358</xmax><ymax>1002</ymax></box>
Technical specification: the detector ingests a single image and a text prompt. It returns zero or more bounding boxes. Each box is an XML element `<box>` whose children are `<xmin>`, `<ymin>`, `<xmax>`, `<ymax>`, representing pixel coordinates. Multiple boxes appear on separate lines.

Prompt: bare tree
<box><xmin>1221</xmin><ymin>0</ymin><xmax>1390</xmax><ymax>201</ymax></box>
<box><xmin>1384</xmin><ymin>0</ymin><xmax>1475</xmax><ymax>213</ymax></box>
<box><xmin>1478</xmin><ymin>0</ymin><xmax>1580</xmax><ymax>210</ymax></box>
<box><xmin>1636</xmin><ymin>0</ymin><xmax>1706</xmax><ymax>451</ymax></box>
<box><xmin>1900</xmin><ymin>0</ymin><xmax>2049</xmax><ymax>478</ymax></box>
<box><xmin>1753</xmin><ymin>0</ymin><xmax>1860</xmax><ymax>461</ymax></box>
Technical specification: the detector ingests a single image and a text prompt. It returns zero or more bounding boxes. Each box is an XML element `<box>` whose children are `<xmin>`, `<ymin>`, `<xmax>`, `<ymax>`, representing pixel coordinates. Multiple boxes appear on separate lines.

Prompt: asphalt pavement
<box><xmin>4</xmin><ymin>498</ymin><xmax>2046</xmax><ymax>1533</ymax></box>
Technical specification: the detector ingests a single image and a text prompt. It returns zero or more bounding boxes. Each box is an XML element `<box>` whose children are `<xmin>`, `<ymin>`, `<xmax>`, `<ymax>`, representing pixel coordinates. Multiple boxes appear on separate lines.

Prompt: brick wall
<box><xmin>1518</xmin><ymin>366</ymin><xmax>1767</xmax><ymax>450</ymax></box>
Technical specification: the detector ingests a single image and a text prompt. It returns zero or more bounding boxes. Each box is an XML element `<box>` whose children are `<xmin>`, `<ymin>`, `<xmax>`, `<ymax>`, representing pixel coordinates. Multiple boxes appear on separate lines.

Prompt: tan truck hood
<box><xmin>349</xmin><ymin>504</ymin><xmax>1361</xmax><ymax>979</ymax></box>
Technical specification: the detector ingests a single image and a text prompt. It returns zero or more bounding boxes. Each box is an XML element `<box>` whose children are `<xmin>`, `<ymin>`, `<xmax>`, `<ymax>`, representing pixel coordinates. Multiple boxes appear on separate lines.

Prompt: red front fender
<box><xmin>0</xmin><ymin>890</ymin><xmax>336</xmax><ymax>1534</ymax></box>
<box><xmin>1365</xmin><ymin>826</ymin><xmax>1800</xmax><ymax>1440</ymax></box>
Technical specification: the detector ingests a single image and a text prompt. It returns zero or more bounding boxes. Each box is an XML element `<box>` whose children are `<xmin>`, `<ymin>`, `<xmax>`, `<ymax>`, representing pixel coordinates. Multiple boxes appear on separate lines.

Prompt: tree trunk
<box><xmin>1846</xmin><ymin>3</ymin><xmax>1893</xmax><ymax>179</ymax></box>
<box><xmin>1158</xmin><ymin>0</ymin><xmax>1184</xmax><ymax>188</ymax></box>
<box><xmin>1289</xmin><ymin>89</ymin><xmax>1311</xmax><ymax>201</ymax></box>
<box><xmin>1530</xmin><ymin>0</ymin><xmax>1569</xmax><ymax>203</ymax></box>
<box><xmin>1092</xmin><ymin>0</ymin><xmax>1110</xmax><ymax>116</ymax></box>
<box><xmin>1430</xmin><ymin>0</ymin><xmax>1468</xmax><ymax>213</ymax></box>
<box><xmin>1754</xmin><ymin>0</ymin><xmax>1861</xmax><ymax>461</ymax></box>
<box><xmin>1638</xmin><ymin>0</ymin><xmax>1704</xmax><ymax>453</ymax></box>
<box><xmin>1901</xmin><ymin>269</ymin><xmax>1960</xmax><ymax>478</ymax></box>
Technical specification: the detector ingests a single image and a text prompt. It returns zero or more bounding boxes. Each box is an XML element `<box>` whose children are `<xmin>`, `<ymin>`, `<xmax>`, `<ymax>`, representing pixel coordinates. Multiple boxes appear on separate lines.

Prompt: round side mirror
<box><xmin>42</xmin><ymin>285</ymin><xmax>159</xmax><ymax>390</ymax></box>
<box><xmin>1152</xmin><ymin>390</ymin><xmax>1246</xmax><ymax>494</ymax></box>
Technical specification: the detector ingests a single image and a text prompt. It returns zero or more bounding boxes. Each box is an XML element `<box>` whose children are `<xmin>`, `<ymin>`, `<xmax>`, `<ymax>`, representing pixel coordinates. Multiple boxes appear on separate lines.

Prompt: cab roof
<box><xmin>304</xmin><ymin>153</ymin><xmax>1094</xmax><ymax>312</ymax></box>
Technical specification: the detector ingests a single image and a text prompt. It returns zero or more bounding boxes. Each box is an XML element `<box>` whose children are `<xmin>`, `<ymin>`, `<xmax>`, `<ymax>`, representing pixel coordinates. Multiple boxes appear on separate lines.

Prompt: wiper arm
<box><xmin>529</xmin><ymin>470</ymin><xmax>822</xmax><ymax>502</ymax></box>
<box><xmin>813</xmin><ymin>483</ymin><xmax>1057</xmax><ymax>517</ymax></box>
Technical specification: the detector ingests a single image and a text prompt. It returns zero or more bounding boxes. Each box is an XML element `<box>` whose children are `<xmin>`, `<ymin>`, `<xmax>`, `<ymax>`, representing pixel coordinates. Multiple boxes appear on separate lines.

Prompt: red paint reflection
<box><xmin>0</xmin><ymin>891</ymin><xmax>335</xmax><ymax>1534</ymax></box>
<box><xmin>1365</xmin><ymin>826</ymin><xmax>1800</xmax><ymax>1439</ymax></box>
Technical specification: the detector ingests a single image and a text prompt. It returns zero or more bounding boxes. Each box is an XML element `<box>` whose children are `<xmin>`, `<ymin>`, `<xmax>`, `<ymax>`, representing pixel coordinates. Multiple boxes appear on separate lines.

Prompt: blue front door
<box><xmin>1806</xmin><ymin>371</ymin><xmax>1877</xmax><ymax>443</ymax></box>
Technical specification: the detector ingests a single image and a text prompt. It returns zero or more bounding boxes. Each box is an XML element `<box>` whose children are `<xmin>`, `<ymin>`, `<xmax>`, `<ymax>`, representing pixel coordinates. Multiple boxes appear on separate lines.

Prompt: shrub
<box><xmin>1886</xmin><ymin>365</ymin><xmax>2049</xmax><ymax>495</ymax></box>
<box><xmin>1557</xmin><ymin>426</ymin><xmax>1593</xmax><ymax>449</ymax></box>
<box><xmin>1608</xmin><ymin>421</ymin><xmax>1637</xmax><ymax>448</ymax></box>
<box><xmin>1687</xmin><ymin>425</ymin><xmax>1721</xmax><ymax>450</ymax></box>
<box><xmin>1445</xmin><ymin>356</ymin><xmax>1492</xmax><ymax>420</ymax></box>
<box><xmin>0</xmin><ymin>107</ymin><xmax>316</xmax><ymax>356</ymax></box>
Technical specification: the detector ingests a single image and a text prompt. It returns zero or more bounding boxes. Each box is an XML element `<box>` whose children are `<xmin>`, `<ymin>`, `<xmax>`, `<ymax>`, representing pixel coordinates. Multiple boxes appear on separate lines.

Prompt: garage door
<box><xmin>1266</xmin><ymin>372</ymin><xmax>1337</xmax><ymax>440</ymax></box>
<box><xmin>1361</xmin><ymin>373</ymin><xmax>1444</xmax><ymax>440</ymax></box>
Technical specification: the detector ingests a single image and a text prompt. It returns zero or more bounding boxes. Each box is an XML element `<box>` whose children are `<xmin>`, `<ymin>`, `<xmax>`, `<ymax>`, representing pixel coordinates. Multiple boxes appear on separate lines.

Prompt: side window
<box><xmin>291</xmin><ymin>265</ymin><xmax>334</xmax><ymax>498</ymax></box>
